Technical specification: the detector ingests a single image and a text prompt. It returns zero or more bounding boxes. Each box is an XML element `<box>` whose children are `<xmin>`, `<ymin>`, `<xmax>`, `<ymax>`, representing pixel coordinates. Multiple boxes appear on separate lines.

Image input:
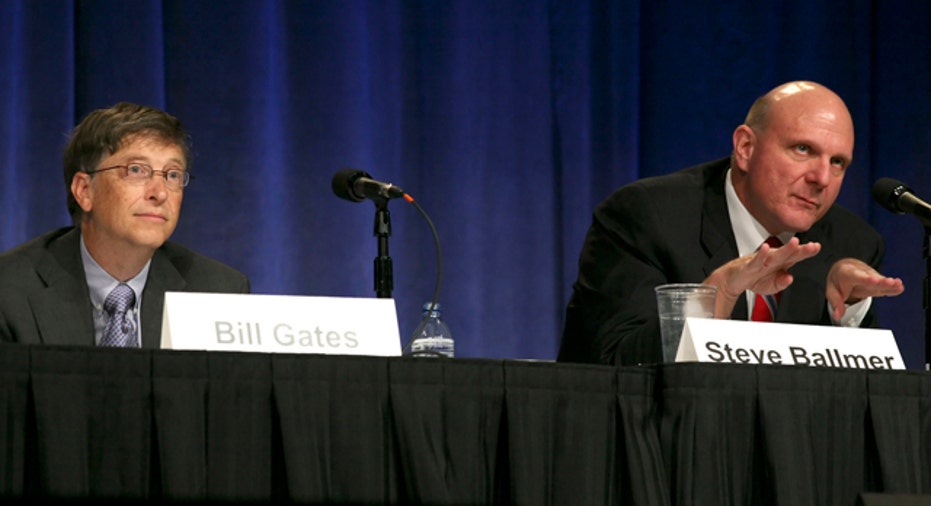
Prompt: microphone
<box><xmin>872</xmin><ymin>177</ymin><xmax>931</xmax><ymax>226</ymax></box>
<box><xmin>332</xmin><ymin>168</ymin><xmax>406</xmax><ymax>203</ymax></box>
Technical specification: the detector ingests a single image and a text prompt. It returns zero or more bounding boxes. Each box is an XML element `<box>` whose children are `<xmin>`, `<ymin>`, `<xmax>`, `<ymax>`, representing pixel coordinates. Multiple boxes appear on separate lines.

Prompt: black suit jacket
<box><xmin>0</xmin><ymin>227</ymin><xmax>250</xmax><ymax>348</ymax></box>
<box><xmin>558</xmin><ymin>157</ymin><xmax>886</xmax><ymax>366</ymax></box>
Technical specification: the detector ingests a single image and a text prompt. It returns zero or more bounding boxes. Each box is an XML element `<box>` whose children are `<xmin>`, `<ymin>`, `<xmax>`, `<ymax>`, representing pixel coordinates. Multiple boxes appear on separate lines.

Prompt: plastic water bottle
<box><xmin>409</xmin><ymin>302</ymin><xmax>454</xmax><ymax>357</ymax></box>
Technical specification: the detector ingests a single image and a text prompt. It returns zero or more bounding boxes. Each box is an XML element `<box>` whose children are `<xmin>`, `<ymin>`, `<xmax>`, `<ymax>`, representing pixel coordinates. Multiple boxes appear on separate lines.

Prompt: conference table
<box><xmin>1</xmin><ymin>343</ymin><xmax>929</xmax><ymax>505</ymax></box>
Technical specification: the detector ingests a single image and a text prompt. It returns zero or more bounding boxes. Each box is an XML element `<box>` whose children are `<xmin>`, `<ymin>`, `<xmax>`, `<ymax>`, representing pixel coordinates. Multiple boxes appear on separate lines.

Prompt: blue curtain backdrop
<box><xmin>2</xmin><ymin>0</ymin><xmax>930</xmax><ymax>367</ymax></box>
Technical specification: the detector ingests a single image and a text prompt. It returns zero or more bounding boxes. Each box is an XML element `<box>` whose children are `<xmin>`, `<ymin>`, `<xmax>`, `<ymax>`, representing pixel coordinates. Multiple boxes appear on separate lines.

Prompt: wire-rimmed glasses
<box><xmin>85</xmin><ymin>163</ymin><xmax>192</xmax><ymax>191</ymax></box>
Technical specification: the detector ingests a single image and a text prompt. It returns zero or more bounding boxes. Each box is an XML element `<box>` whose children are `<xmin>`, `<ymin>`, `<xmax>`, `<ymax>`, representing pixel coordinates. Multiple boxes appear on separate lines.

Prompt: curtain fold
<box><xmin>757</xmin><ymin>366</ymin><xmax>869</xmax><ymax>506</ymax></box>
<box><xmin>388</xmin><ymin>358</ymin><xmax>504</xmax><ymax>504</ymax></box>
<box><xmin>503</xmin><ymin>360</ymin><xmax>618</xmax><ymax>504</ymax></box>
<box><xmin>6</xmin><ymin>346</ymin><xmax>931</xmax><ymax>503</ymax></box>
<box><xmin>616</xmin><ymin>366</ymin><xmax>667</xmax><ymax>506</ymax></box>
<box><xmin>29</xmin><ymin>346</ymin><xmax>152</xmax><ymax>499</ymax></box>
<box><xmin>203</xmin><ymin>352</ymin><xmax>274</xmax><ymax>501</ymax></box>
<box><xmin>151</xmin><ymin>350</ymin><xmax>209</xmax><ymax>500</ymax></box>
<box><xmin>658</xmin><ymin>363</ymin><xmax>763</xmax><ymax>506</ymax></box>
<box><xmin>272</xmin><ymin>354</ymin><xmax>395</xmax><ymax>504</ymax></box>
<box><xmin>865</xmin><ymin>372</ymin><xmax>926</xmax><ymax>493</ymax></box>
<box><xmin>2</xmin><ymin>0</ymin><xmax>931</xmax><ymax>365</ymax></box>
<box><xmin>0</xmin><ymin>346</ymin><xmax>30</xmax><ymax>497</ymax></box>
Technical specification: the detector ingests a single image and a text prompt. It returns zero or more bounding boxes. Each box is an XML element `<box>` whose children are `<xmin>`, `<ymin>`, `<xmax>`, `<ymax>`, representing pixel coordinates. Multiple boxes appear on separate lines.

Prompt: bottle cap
<box><xmin>421</xmin><ymin>302</ymin><xmax>442</xmax><ymax>312</ymax></box>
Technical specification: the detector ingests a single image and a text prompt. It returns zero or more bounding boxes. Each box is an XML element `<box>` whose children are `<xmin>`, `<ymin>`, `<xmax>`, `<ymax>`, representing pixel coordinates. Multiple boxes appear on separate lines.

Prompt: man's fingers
<box><xmin>754</xmin><ymin>240</ymin><xmax>820</xmax><ymax>276</ymax></box>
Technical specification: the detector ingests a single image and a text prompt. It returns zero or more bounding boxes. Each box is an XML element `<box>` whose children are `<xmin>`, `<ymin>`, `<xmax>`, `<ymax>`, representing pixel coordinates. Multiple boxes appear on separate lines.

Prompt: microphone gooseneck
<box><xmin>401</xmin><ymin>198</ymin><xmax>443</xmax><ymax>355</ymax></box>
<box><xmin>332</xmin><ymin>169</ymin><xmax>444</xmax><ymax>354</ymax></box>
<box><xmin>873</xmin><ymin>177</ymin><xmax>931</xmax><ymax>370</ymax></box>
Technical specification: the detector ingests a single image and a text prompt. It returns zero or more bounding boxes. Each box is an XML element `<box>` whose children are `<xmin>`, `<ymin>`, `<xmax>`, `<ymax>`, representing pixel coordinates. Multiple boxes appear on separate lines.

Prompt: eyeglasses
<box><xmin>85</xmin><ymin>163</ymin><xmax>192</xmax><ymax>191</ymax></box>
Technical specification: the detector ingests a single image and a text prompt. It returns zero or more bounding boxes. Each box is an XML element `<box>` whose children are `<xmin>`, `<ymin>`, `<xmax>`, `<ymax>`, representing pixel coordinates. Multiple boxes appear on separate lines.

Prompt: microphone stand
<box><xmin>373</xmin><ymin>197</ymin><xmax>393</xmax><ymax>299</ymax></box>
<box><xmin>925</xmin><ymin>227</ymin><xmax>931</xmax><ymax>370</ymax></box>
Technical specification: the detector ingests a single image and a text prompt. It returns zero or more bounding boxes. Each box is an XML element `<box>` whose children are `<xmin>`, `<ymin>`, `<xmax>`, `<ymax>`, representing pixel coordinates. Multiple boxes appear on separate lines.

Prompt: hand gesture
<box><xmin>704</xmin><ymin>237</ymin><xmax>822</xmax><ymax>318</ymax></box>
<box><xmin>826</xmin><ymin>258</ymin><xmax>904</xmax><ymax>320</ymax></box>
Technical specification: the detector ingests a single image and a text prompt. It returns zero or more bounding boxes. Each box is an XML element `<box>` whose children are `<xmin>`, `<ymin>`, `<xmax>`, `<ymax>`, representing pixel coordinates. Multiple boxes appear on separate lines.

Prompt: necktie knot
<box><xmin>100</xmin><ymin>283</ymin><xmax>138</xmax><ymax>347</ymax></box>
<box><xmin>104</xmin><ymin>283</ymin><xmax>134</xmax><ymax>315</ymax></box>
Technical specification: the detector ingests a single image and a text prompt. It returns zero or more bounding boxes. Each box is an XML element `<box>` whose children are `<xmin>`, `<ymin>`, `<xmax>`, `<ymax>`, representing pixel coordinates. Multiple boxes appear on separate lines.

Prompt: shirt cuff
<box><xmin>829</xmin><ymin>297</ymin><xmax>872</xmax><ymax>327</ymax></box>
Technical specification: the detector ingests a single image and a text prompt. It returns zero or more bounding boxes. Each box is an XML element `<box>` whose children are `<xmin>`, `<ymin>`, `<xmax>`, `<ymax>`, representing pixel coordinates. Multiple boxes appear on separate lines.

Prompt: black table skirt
<box><xmin>1</xmin><ymin>344</ymin><xmax>929</xmax><ymax>505</ymax></box>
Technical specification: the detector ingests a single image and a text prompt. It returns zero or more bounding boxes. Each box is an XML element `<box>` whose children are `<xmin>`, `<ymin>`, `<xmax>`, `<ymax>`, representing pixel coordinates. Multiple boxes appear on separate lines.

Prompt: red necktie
<box><xmin>751</xmin><ymin>236</ymin><xmax>783</xmax><ymax>322</ymax></box>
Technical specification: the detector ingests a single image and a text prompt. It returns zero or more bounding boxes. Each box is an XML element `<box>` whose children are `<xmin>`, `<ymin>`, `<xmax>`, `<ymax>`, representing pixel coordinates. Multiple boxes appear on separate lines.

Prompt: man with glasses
<box><xmin>0</xmin><ymin>102</ymin><xmax>250</xmax><ymax>348</ymax></box>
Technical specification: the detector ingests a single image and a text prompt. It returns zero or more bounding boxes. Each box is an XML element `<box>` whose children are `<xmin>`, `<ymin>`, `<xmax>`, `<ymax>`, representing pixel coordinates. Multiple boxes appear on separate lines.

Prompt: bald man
<box><xmin>558</xmin><ymin>81</ymin><xmax>904</xmax><ymax>366</ymax></box>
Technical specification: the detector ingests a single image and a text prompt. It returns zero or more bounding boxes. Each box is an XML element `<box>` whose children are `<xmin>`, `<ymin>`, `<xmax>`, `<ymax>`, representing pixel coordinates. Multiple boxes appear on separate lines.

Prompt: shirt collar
<box><xmin>80</xmin><ymin>233</ymin><xmax>150</xmax><ymax>310</ymax></box>
<box><xmin>724</xmin><ymin>168</ymin><xmax>794</xmax><ymax>256</ymax></box>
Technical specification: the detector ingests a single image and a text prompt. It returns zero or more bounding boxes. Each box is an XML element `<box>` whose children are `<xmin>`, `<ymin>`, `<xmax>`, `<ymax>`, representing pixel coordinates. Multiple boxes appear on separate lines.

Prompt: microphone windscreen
<box><xmin>872</xmin><ymin>177</ymin><xmax>911</xmax><ymax>214</ymax></box>
<box><xmin>332</xmin><ymin>168</ymin><xmax>370</xmax><ymax>202</ymax></box>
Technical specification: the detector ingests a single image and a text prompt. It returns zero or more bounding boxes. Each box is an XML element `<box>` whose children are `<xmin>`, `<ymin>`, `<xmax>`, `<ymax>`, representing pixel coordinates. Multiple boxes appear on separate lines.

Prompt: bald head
<box><xmin>744</xmin><ymin>81</ymin><xmax>854</xmax><ymax>142</ymax></box>
<box><xmin>730</xmin><ymin>81</ymin><xmax>856</xmax><ymax>234</ymax></box>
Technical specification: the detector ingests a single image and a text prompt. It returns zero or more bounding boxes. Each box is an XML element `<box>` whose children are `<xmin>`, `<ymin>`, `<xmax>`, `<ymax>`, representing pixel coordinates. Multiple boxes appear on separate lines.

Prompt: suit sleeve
<box><xmin>851</xmin><ymin>225</ymin><xmax>887</xmax><ymax>329</ymax></box>
<box><xmin>560</xmin><ymin>183</ymin><xmax>675</xmax><ymax>366</ymax></box>
<box><xmin>804</xmin><ymin>208</ymin><xmax>888</xmax><ymax>329</ymax></box>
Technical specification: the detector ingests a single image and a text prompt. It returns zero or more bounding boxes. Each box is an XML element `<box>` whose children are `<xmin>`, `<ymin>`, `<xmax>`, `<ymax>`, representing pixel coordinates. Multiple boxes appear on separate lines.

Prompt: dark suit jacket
<box><xmin>0</xmin><ymin>227</ymin><xmax>250</xmax><ymax>348</ymax></box>
<box><xmin>558</xmin><ymin>157</ymin><xmax>886</xmax><ymax>366</ymax></box>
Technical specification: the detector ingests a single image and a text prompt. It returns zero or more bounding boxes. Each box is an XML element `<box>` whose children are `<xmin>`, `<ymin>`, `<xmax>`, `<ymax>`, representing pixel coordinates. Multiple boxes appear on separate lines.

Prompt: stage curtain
<box><xmin>2</xmin><ymin>0</ymin><xmax>930</xmax><ymax>366</ymax></box>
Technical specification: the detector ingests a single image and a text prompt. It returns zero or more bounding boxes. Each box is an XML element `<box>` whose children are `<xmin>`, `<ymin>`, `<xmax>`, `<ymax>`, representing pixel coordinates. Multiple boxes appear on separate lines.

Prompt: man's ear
<box><xmin>732</xmin><ymin>125</ymin><xmax>755</xmax><ymax>172</ymax></box>
<box><xmin>71</xmin><ymin>173</ymin><xmax>94</xmax><ymax>213</ymax></box>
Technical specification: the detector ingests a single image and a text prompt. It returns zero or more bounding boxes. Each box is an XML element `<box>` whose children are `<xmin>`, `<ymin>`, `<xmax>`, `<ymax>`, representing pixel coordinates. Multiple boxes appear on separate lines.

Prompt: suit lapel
<box><xmin>24</xmin><ymin>230</ymin><xmax>193</xmax><ymax>348</ymax></box>
<box><xmin>777</xmin><ymin>228</ymin><xmax>829</xmax><ymax>323</ymax></box>
<box><xmin>140</xmin><ymin>249</ymin><xmax>186</xmax><ymax>349</ymax></box>
<box><xmin>30</xmin><ymin>229</ymin><xmax>96</xmax><ymax>346</ymax></box>
<box><xmin>699</xmin><ymin>162</ymin><xmax>749</xmax><ymax>319</ymax></box>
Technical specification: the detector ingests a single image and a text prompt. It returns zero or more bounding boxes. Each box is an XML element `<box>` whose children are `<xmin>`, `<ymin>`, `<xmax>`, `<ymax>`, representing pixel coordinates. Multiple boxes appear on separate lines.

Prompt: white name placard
<box><xmin>676</xmin><ymin>318</ymin><xmax>904</xmax><ymax>370</ymax></box>
<box><xmin>160</xmin><ymin>292</ymin><xmax>401</xmax><ymax>356</ymax></box>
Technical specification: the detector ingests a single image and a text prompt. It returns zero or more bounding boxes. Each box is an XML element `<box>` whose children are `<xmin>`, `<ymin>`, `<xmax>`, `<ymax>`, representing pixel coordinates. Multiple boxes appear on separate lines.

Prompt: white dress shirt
<box><xmin>724</xmin><ymin>168</ymin><xmax>869</xmax><ymax>327</ymax></box>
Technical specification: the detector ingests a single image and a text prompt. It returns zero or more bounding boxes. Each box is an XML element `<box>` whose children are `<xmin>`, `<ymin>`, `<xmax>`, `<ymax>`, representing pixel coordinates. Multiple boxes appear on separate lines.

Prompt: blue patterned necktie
<box><xmin>100</xmin><ymin>283</ymin><xmax>138</xmax><ymax>347</ymax></box>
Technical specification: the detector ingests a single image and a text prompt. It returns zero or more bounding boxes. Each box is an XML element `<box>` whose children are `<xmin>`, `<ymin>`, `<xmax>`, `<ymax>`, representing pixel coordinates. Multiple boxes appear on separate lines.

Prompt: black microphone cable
<box><xmin>332</xmin><ymin>169</ymin><xmax>445</xmax><ymax>355</ymax></box>
<box><xmin>400</xmin><ymin>193</ymin><xmax>445</xmax><ymax>356</ymax></box>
